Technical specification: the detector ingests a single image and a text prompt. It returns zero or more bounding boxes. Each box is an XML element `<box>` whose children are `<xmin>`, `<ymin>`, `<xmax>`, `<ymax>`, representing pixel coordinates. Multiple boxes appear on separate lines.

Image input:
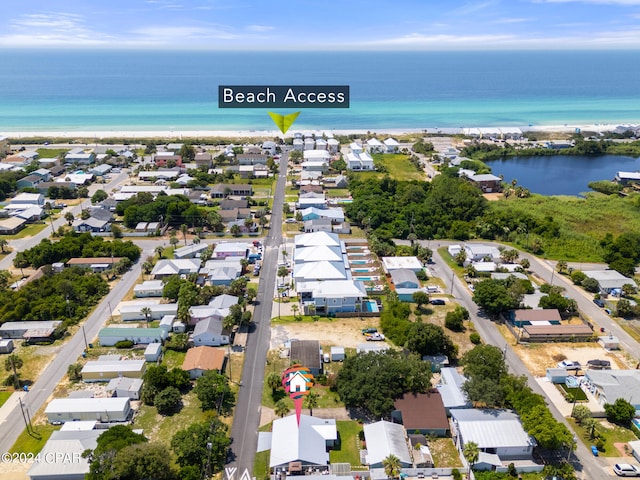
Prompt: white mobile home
<box><xmin>80</xmin><ymin>359</ymin><xmax>146</xmax><ymax>382</ymax></box>
<box><xmin>45</xmin><ymin>397</ymin><xmax>132</xmax><ymax>423</ymax></box>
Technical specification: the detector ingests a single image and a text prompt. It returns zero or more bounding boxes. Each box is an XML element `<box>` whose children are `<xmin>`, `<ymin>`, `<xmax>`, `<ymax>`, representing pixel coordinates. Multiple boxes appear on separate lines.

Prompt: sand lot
<box><xmin>270</xmin><ymin>318</ymin><xmax>382</xmax><ymax>349</ymax></box>
<box><xmin>514</xmin><ymin>343</ymin><xmax>626</xmax><ymax>376</ymax></box>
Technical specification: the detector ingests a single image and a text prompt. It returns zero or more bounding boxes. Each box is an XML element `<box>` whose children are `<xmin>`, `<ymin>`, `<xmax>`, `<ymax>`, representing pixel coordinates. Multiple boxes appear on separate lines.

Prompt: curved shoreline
<box><xmin>1</xmin><ymin>123</ymin><xmax>638</xmax><ymax>140</ymax></box>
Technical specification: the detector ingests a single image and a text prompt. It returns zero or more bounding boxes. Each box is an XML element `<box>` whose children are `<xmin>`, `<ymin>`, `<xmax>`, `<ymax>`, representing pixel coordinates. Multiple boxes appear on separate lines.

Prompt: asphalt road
<box><xmin>0</xmin><ymin>247</ymin><xmax>152</xmax><ymax>453</ymax></box>
<box><xmin>228</xmin><ymin>152</ymin><xmax>288</xmax><ymax>475</ymax></box>
<box><xmin>424</xmin><ymin>242</ymin><xmax>618</xmax><ymax>479</ymax></box>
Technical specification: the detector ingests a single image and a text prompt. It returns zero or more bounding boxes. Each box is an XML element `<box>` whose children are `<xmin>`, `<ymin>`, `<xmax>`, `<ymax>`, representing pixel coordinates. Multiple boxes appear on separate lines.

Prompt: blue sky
<box><xmin>2</xmin><ymin>0</ymin><xmax>640</xmax><ymax>50</ymax></box>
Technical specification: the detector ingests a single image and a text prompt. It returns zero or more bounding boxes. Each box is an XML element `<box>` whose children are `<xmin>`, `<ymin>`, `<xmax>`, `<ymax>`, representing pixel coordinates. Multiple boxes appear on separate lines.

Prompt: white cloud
<box><xmin>492</xmin><ymin>17</ymin><xmax>534</xmax><ymax>24</ymax></box>
<box><xmin>131</xmin><ymin>25</ymin><xmax>239</xmax><ymax>40</ymax></box>
<box><xmin>11</xmin><ymin>12</ymin><xmax>87</xmax><ymax>31</ymax></box>
<box><xmin>451</xmin><ymin>1</ymin><xmax>498</xmax><ymax>15</ymax></box>
<box><xmin>246</xmin><ymin>25</ymin><xmax>274</xmax><ymax>32</ymax></box>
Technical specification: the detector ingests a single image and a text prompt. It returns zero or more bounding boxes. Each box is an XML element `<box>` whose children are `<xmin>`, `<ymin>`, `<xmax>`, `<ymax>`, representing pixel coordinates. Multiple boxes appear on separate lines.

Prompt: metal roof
<box><xmin>451</xmin><ymin>409</ymin><xmax>535</xmax><ymax>450</ymax></box>
<box><xmin>363</xmin><ymin>420</ymin><xmax>412</xmax><ymax>466</ymax></box>
<box><xmin>269</xmin><ymin>414</ymin><xmax>337</xmax><ymax>467</ymax></box>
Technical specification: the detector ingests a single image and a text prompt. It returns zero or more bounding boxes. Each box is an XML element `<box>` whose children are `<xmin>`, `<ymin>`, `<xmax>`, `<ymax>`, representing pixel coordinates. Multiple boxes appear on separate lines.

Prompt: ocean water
<box><xmin>1</xmin><ymin>50</ymin><xmax>640</xmax><ymax>132</ymax></box>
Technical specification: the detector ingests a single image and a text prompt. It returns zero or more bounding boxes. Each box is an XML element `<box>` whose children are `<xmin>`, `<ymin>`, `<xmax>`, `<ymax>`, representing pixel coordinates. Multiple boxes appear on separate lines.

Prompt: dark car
<box><xmin>361</xmin><ymin>328</ymin><xmax>377</xmax><ymax>335</ymax></box>
<box><xmin>430</xmin><ymin>299</ymin><xmax>446</xmax><ymax>305</ymax></box>
<box><xmin>593</xmin><ymin>298</ymin><xmax>605</xmax><ymax>307</ymax></box>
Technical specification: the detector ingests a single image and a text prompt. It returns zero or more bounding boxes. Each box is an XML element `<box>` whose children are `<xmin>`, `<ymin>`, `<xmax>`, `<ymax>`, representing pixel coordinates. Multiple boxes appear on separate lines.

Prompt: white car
<box><xmin>557</xmin><ymin>360</ymin><xmax>581</xmax><ymax>369</ymax></box>
<box><xmin>613</xmin><ymin>464</ymin><xmax>640</xmax><ymax>477</ymax></box>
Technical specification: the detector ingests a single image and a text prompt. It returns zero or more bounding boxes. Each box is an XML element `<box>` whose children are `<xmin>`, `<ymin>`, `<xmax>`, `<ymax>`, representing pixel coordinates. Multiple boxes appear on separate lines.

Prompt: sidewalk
<box><xmin>0</xmin><ymin>391</ymin><xmax>26</xmax><ymax>430</ymax></box>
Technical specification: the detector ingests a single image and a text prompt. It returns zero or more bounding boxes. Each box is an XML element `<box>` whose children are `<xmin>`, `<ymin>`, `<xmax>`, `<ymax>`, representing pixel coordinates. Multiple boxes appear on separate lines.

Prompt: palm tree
<box><xmin>192</xmin><ymin>236</ymin><xmax>200</xmax><ymax>245</ymax></box>
<box><xmin>557</xmin><ymin>259</ymin><xmax>568</xmax><ymax>273</ymax></box>
<box><xmin>0</xmin><ymin>238</ymin><xmax>8</xmax><ymax>253</ymax></box>
<box><xmin>291</xmin><ymin>303</ymin><xmax>300</xmax><ymax>320</ymax></box>
<box><xmin>64</xmin><ymin>212</ymin><xmax>74</xmax><ymax>226</ymax></box>
<box><xmin>267</xmin><ymin>372</ymin><xmax>282</xmax><ymax>394</ymax></box>
<box><xmin>463</xmin><ymin>441</ymin><xmax>480</xmax><ymax>477</ymax></box>
<box><xmin>180</xmin><ymin>224</ymin><xmax>188</xmax><ymax>245</ymax></box>
<box><xmin>169</xmin><ymin>235</ymin><xmax>179</xmax><ymax>248</ymax></box>
<box><xmin>155</xmin><ymin>246</ymin><xmax>164</xmax><ymax>259</ymax></box>
<box><xmin>4</xmin><ymin>354</ymin><xmax>23</xmax><ymax>389</ymax></box>
<box><xmin>305</xmin><ymin>391</ymin><xmax>319</xmax><ymax>416</ymax></box>
<box><xmin>382</xmin><ymin>454</ymin><xmax>402</xmax><ymax>479</ymax></box>
<box><xmin>277</xmin><ymin>266</ymin><xmax>289</xmax><ymax>287</ymax></box>
<box><xmin>141</xmin><ymin>307</ymin><xmax>152</xmax><ymax>328</ymax></box>
<box><xmin>274</xmin><ymin>399</ymin><xmax>290</xmax><ymax>418</ymax></box>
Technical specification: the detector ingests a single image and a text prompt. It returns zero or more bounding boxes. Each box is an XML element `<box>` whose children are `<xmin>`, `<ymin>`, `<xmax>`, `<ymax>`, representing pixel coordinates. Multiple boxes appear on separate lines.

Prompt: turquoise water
<box><xmin>1</xmin><ymin>50</ymin><xmax>639</xmax><ymax>132</ymax></box>
<box><xmin>633</xmin><ymin>418</ymin><xmax>640</xmax><ymax>430</ymax></box>
<box><xmin>364</xmin><ymin>300</ymin><xmax>379</xmax><ymax>313</ymax></box>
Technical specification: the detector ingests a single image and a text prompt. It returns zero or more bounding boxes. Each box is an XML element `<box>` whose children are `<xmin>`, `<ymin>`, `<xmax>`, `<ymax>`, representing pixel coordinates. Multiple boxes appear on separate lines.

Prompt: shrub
<box><xmin>155</xmin><ymin>386</ymin><xmax>182</xmax><ymax>415</ymax></box>
<box><xmin>571</xmin><ymin>270</ymin><xmax>587</xmax><ymax>285</ymax></box>
<box><xmin>469</xmin><ymin>332</ymin><xmax>481</xmax><ymax>345</ymax></box>
<box><xmin>451</xmin><ymin>469</ymin><xmax>462</xmax><ymax>480</ymax></box>
<box><xmin>114</xmin><ymin>340</ymin><xmax>134</xmax><ymax>348</ymax></box>
<box><xmin>581</xmin><ymin>277</ymin><xmax>600</xmax><ymax>293</ymax></box>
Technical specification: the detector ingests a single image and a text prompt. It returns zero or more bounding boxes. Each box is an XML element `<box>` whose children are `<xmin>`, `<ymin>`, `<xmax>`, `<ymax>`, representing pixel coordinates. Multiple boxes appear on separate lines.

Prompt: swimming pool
<box><xmin>633</xmin><ymin>418</ymin><xmax>640</xmax><ymax>430</ymax></box>
<box><xmin>353</xmin><ymin>268</ymin><xmax>374</xmax><ymax>273</ymax></box>
<box><xmin>363</xmin><ymin>300</ymin><xmax>379</xmax><ymax>313</ymax></box>
<box><xmin>351</xmin><ymin>260</ymin><xmax>368</xmax><ymax>265</ymax></box>
<box><xmin>354</xmin><ymin>276</ymin><xmax>379</xmax><ymax>282</ymax></box>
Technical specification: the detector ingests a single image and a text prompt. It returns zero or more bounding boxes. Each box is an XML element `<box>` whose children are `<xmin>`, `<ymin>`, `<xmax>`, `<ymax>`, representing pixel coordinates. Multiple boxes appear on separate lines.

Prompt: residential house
<box><xmin>290</xmin><ymin>340</ymin><xmax>322</xmax><ymax>375</ymax></box>
<box><xmin>519</xmin><ymin>324</ymin><xmax>594</xmax><ymax>342</ymax></box>
<box><xmin>390</xmin><ymin>269</ymin><xmax>421</xmax><ymax>302</ymax></box>
<box><xmin>0</xmin><ymin>217</ymin><xmax>26</xmax><ymax>235</ymax></box>
<box><xmin>11</xmin><ymin>192</ymin><xmax>45</xmax><ymax>206</ymax></box>
<box><xmin>48</xmin><ymin>165</ymin><xmax>66</xmax><ymax>177</ymax></box>
<box><xmin>138</xmin><ymin>170</ymin><xmax>180</xmax><ymax>181</ymax></box>
<box><xmin>45</xmin><ymin>397</ymin><xmax>132</xmax><ymax>423</ymax></box>
<box><xmin>297</xmin><ymin>280</ymin><xmax>367</xmax><ymax>315</ymax></box>
<box><xmin>90</xmin><ymin>164</ymin><xmax>112</xmax><ymax>176</ymax></box>
<box><xmin>468</xmin><ymin>173</ymin><xmax>502</xmax><ymax>193</ymax></box>
<box><xmin>303</xmin><ymin>218</ymin><xmax>333</xmax><ymax>233</ymax></box>
<box><xmin>237</xmin><ymin>153</ymin><xmax>268</xmax><ymax>165</ymax></box>
<box><xmin>384</xmin><ymin>138</ymin><xmax>400</xmax><ymax>153</ymax></box>
<box><xmin>451</xmin><ymin>409</ymin><xmax>536</xmax><ymax>461</ymax></box>
<box><xmin>327</xmin><ymin>138</ymin><xmax>340</xmax><ymax>153</ymax></box>
<box><xmin>220</xmin><ymin>199</ymin><xmax>249</xmax><ymax>210</ymax></box>
<box><xmin>97</xmin><ymin>327</ymin><xmax>167</xmax><ymax>346</ymax></box>
<box><xmin>192</xmin><ymin>317</ymin><xmax>229</xmax><ymax>346</ymax></box>
<box><xmin>366</xmin><ymin>138</ymin><xmax>385</xmax><ymax>153</ymax></box>
<box><xmin>380</xmin><ymin>256</ymin><xmax>424</xmax><ymax>273</ymax></box>
<box><xmin>615</xmin><ymin>171</ymin><xmax>640</xmax><ymax>186</ymax></box>
<box><xmin>154</xmin><ymin>152</ymin><xmax>182</xmax><ymax>167</ymax></box>
<box><xmin>66</xmin><ymin>257</ymin><xmax>123</xmax><ymax>273</ymax></box>
<box><xmin>119</xmin><ymin>302</ymin><xmax>178</xmax><ymax>321</ymax></box>
<box><xmin>72</xmin><ymin>217</ymin><xmax>111</xmax><ymax>233</ymax></box>
<box><xmin>293</xmin><ymin>260</ymin><xmax>349</xmax><ymax>283</ymax></box>
<box><xmin>195</xmin><ymin>152</ymin><xmax>213</xmax><ymax>169</ymax></box>
<box><xmin>293</xmin><ymin>138</ymin><xmax>304</xmax><ymax>151</ymax></box>
<box><xmin>16</xmin><ymin>174</ymin><xmax>43</xmax><ymax>189</ymax></box>
<box><xmin>345</xmin><ymin>151</ymin><xmax>375</xmax><ymax>170</ymax></box>
<box><xmin>203</xmin><ymin>258</ymin><xmax>243</xmax><ymax>285</ymax></box>
<box><xmin>315</xmin><ymin>138</ymin><xmax>328</xmax><ymax>150</ymax></box>
<box><xmin>151</xmin><ymin>259</ymin><xmax>201</xmax><ymax>279</ymax></box>
<box><xmin>262</xmin><ymin>141</ymin><xmax>277</xmax><ymax>155</ymax></box>
<box><xmin>81</xmin><ymin>359</ymin><xmax>146</xmax><ymax>382</ymax></box>
<box><xmin>392</xmin><ymin>391</ymin><xmax>450</xmax><ymax>436</ymax></box>
<box><xmin>0</xmin><ymin>321</ymin><xmax>61</xmax><ymax>340</ymax></box>
<box><xmin>64</xmin><ymin>149</ymin><xmax>95</xmax><ymax>165</ymax></box>
<box><xmin>11</xmin><ymin>206</ymin><xmax>44</xmax><ymax>222</ymax></box>
<box><xmin>182</xmin><ymin>346</ymin><xmax>226</xmax><ymax>379</ymax></box>
<box><xmin>300</xmin><ymin>207</ymin><xmax>344</xmax><ymax>223</ymax></box>
<box><xmin>188</xmin><ymin>294</ymin><xmax>239</xmax><ymax>325</ymax></box>
<box><xmin>509</xmin><ymin>309</ymin><xmax>562</xmax><ymax>327</ymax></box>
<box><xmin>174</xmin><ymin>243</ymin><xmax>210</xmax><ymax>259</ymax></box>
<box><xmin>106</xmin><ymin>377</ymin><xmax>143</xmax><ymax>400</ymax></box>
<box><xmin>27</xmin><ymin>428</ymin><xmax>102</xmax><ymax>480</ymax></box>
<box><xmin>304</xmin><ymin>137</ymin><xmax>315</xmax><ymax>150</ymax></box>
<box><xmin>214</xmin><ymin>242</ymin><xmax>249</xmax><ymax>259</ymax></box>
<box><xmin>585</xmin><ymin>270</ymin><xmax>638</xmax><ymax>295</ymax></box>
<box><xmin>349</xmin><ymin>142</ymin><xmax>363</xmax><ymax>154</ymax></box>
<box><xmin>363</xmin><ymin>421</ymin><xmax>413</xmax><ymax>468</ymax></box>
<box><xmin>133</xmin><ymin>280</ymin><xmax>165</xmax><ymax>298</ymax></box>
<box><xmin>463</xmin><ymin>244</ymin><xmax>502</xmax><ymax>263</ymax></box>
<box><xmin>584</xmin><ymin>369</ymin><xmax>640</xmax><ymax>411</ymax></box>
<box><xmin>210</xmin><ymin>183</ymin><xmax>252</xmax><ymax>198</ymax></box>
<box><xmin>59</xmin><ymin>173</ymin><xmax>94</xmax><ymax>186</ymax></box>
<box><xmin>436</xmin><ymin>367</ymin><xmax>472</xmax><ymax>414</ymax></box>
<box><xmin>265</xmin><ymin>414</ymin><xmax>337</xmax><ymax>470</ymax></box>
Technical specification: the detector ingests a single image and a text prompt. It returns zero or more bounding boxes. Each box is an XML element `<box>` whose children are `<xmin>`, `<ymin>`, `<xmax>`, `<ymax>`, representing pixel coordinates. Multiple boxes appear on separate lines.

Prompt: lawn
<box><xmin>329</xmin><ymin>420</ymin><xmax>363</xmax><ymax>466</ymax></box>
<box><xmin>326</xmin><ymin>189</ymin><xmax>350</xmax><ymax>198</ymax></box>
<box><xmin>0</xmin><ymin>390</ymin><xmax>13</xmax><ymax>408</ymax></box>
<box><xmin>568</xmin><ymin>417</ymin><xmax>638</xmax><ymax>457</ymax></box>
<box><xmin>253</xmin><ymin>449</ymin><xmax>270</xmax><ymax>480</ymax></box>
<box><xmin>4</xmin><ymin>223</ymin><xmax>49</xmax><ymax>240</ymax></box>
<box><xmin>353</xmin><ymin>153</ymin><xmax>425</xmax><ymax>182</ymax></box>
<box><xmin>10</xmin><ymin>423</ymin><xmax>60</xmax><ymax>454</ymax></box>
<box><xmin>429</xmin><ymin>437</ymin><xmax>463</xmax><ymax>467</ymax></box>
<box><xmin>163</xmin><ymin>349</ymin><xmax>187</xmax><ymax>369</ymax></box>
<box><xmin>558</xmin><ymin>383</ymin><xmax>588</xmax><ymax>401</ymax></box>
<box><xmin>132</xmin><ymin>389</ymin><xmax>208</xmax><ymax>446</ymax></box>
<box><xmin>36</xmin><ymin>148</ymin><xmax>69</xmax><ymax>158</ymax></box>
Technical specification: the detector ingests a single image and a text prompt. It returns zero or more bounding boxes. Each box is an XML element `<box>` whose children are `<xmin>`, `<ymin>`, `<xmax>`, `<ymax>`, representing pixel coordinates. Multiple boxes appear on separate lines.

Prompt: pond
<box><xmin>485</xmin><ymin>154</ymin><xmax>640</xmax><ymax>196</ymax></box>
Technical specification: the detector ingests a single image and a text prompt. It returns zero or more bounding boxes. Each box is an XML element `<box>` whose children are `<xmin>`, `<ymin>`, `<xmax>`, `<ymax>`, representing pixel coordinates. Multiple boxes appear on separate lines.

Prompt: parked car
<box><xmin>285</xmin><ymin>218</ymin><xmax>297</xmax><ymax>223</ymax></box>
<box><xmin>430</xmin><ymin>299</ymin><xmax>446</xmax><ymax>305</ymax></box>
<box><xmin>557</xmin><ymin>360</ymin><xmax>581</xmax><ymax>369</ymax></box>
<box><xmin>367</xmin><ymin>333</ymin><xmax>385</xmax><ymax>341</ymax></box>
<box><xmin>593</xmin><ymin>298</ymin><xmax>605</xmax><ymax>307</ymax></box>
<box><xmin>591</xmin><ymin>445</ymin><xmax>599</xmax><ymax>456</ymax></box>
<box><xmin>613</xmin><ymin>463</ymin><xmax>640</xmax><ymax>477</ymax></box>
<box><xmin>361</xmin><ymin>328</ymin><xmax>377</xmax><ymax>335</ymax></box>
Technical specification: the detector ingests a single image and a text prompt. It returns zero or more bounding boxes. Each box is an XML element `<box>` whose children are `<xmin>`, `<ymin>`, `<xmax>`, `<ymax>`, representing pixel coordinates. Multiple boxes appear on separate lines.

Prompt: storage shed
<box><xmin>144</xmin><ymin>343</ymin><xmax>162</xmax><ymax>362</ymax></box>
<box><xmin>330</xmin><ymin>346</ymin><xmax>345</xmax><ymax>362</ymax></box>
<box><xmin>0</xmin><ymin>338</ymin><xmax>14</xmax><ymax>354</ymax></box>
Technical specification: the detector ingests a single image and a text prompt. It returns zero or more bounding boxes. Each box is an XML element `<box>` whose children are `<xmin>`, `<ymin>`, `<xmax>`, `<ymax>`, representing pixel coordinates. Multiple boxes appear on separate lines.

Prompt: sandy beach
<box><xmin>1</xmin><ymin>123</ymin><xmax>636</xmax><ymax>140</ymax></box>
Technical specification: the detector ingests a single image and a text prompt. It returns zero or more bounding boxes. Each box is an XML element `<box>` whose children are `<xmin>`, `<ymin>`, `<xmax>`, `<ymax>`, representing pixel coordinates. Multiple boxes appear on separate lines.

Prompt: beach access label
<box><xmin>218</xmin><ymin>85</ymin><xmax>349</xmax><ymax>108</ymax></box>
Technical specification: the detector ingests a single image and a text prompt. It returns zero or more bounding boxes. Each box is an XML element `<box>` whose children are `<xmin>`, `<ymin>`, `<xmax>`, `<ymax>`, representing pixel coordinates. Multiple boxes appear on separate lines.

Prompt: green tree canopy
<box><xmin>335</xmin><ymin>350</ymin><xmax>432</xmax><ymax>418</ymax></box>
<box><xmin>171</xmin><ymin>419</ymin><xmax>231</xmax><ymax>472</ymax></box>
<box><xmin>194</xmin><ymin>371</ymin><xmax>235</xmax><ymax>413</ymax></box>
<box><xmin>405</xmin><ymin>322</ymin><xmax>457</xmax><ymax>360</ymax></box>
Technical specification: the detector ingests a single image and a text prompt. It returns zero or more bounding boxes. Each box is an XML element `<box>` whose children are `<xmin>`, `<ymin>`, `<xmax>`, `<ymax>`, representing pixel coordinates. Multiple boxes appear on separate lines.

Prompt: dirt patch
<box><xmin>270</xmin><ymin>318</ymin><xmax>381</xmax><ymax>349</ymax></box>
<box><xmin>483</xmin><ymin>193</ymin><xmax>503</xmax><ymax>201</ymax></box>
<box><xmin>613</xmin><ymin>442</ymin><xmax>633</xmax><ymax>457</ymax></box>
<box><xmin>513</xmin><ymin>344</ymin><xmax>626</xmax><ymax>376</ymax></box>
